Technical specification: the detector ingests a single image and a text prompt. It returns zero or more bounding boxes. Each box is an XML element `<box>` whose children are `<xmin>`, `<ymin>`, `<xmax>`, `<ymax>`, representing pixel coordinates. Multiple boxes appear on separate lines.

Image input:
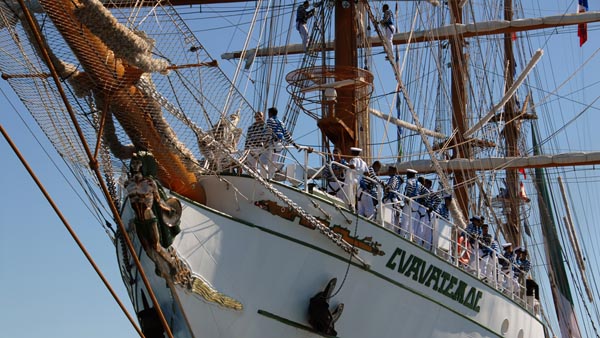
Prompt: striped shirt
<box><xmin>360</xmin><ymin>166</ymin><xmax>383</xmax><ymax>193</ymax></box>
<box><xmin>426</xmin><ymin>191</ymin><xmax>443</xmax><ymax>211</ymax></box>
<box><xmin>404</xmin><ymin>178</ymin><xmax>420</xmax><ymax>198</ymax></box>
<box><xmin>381</xmin><ymin>9</ymin><xmax>393</xmax><ymax>26</ymax></box>
<box><xmin>465</xmin><ymin>223</ymin><xmax>483</xmax><ymax>240</ymax></box>
<box><xmin>244</xmin><ymin>121</ymin><xmax>267</xmax><ymax>149</ymax></box>
<box><xmin>384</xmin><ymin>175</ymin><xmax>402</xmax><ymax>201</ymax></box>
<box><xmin>514</xmin><ymin>258</ymin><xmax>531</xmax><ymax>278</ymax></box>
<box><xmin>437</xmin><ymin>203</ymin><xmax>450</xmax><ymax>220</ymax></box>
<box><xmin>266</xmin><ymin>117</ymin><xmax>294</xmax><ymax>145</ymax></box>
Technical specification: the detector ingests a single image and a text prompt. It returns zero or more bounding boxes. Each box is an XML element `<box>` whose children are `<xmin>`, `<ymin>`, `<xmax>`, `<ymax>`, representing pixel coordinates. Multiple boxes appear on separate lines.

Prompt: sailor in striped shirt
<box><xmin>244</xmin><ymin>111</ymin><xmax>268</xmax><ymax>176</ymax></box>
<box><xmin>381</xmin><ymin>166</ymin><xmax>403</xmax><ymax>228</ymax></box>
<box><xmin>478</xmin><ymin>223</ymin><xmax>499</xmax><ymax>281</ymax></box>
<box><xmin>383</xmin><ymin>167</ymin><xmax>403</xmax><ymax>203</ymax></box>
<box><xmin>379</xmin><ymin>4</ymin><xmax>395</xmax><ymax>57</ymax></box>
<box><xmin>411</xmin><ymin>177</ymin><xmax>429</xmax><ymax>246</ymax></box>
<box><xmin>437</xmin><ymin>193</ymin><xmax>452</xmax><ymax>221</ymax></box>
<box><xmin>400</xmin><ymin>169</ymin><xmax>420</xmax><ymax>238</ymax></box>
<box><xmin>514</xmin><ymin>247</ymin><xmax>531</xmax><ymax>289</ymax></box>
<box><xmin>424</xmin><ymin>180</ymin><xmax>443</xmax><ymax>216</ymax></box>
<box><xmin>358</xmin><ymin>161</ymin><xmax>384</xmax><ymax>219</ymax></box>
<box><xmin>265</xmin><ymin>107</ymin><xmax>298</xmax><ymax>178</ymax></box>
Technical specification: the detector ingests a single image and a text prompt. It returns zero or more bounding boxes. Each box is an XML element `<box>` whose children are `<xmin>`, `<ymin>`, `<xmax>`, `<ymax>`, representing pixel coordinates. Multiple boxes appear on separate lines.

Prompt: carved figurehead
<box><xmin>125</xmin><ymin>151</ymin><xmax>185</xmax><ymax>279</ymax></box>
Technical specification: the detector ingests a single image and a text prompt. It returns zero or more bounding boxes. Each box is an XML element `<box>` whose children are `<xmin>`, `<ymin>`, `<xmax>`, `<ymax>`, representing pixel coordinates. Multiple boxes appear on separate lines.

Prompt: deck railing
<box><xmin>241</xmin><ymin>147</ymin><xmax>540</xmax><ymax>315</ymax></box>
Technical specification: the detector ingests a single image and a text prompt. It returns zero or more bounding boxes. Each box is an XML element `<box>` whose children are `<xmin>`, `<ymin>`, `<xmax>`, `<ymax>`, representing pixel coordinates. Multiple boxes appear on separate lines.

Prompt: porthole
<box><xmin>517</xmin><ymin>329</ymin><xmax>524</xmax><ymax>338</ymax></box>
<box><xmin>500</xmin><ymin>319</ymin><xmax>509</xmax><ymax>335</ymax></box>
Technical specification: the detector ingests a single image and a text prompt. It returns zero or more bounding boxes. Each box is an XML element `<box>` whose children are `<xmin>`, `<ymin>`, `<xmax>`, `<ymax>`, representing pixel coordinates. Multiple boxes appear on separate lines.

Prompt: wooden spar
<box><xmin>393</xmin><ymin>152</ymin><xmax>600</xmax><ymax>174</ymax></box>
<box><xmin>463</xmin><ymin>49</ymin><xmax>543</xmax><ymax>138</ymax></box>
<box><xmin>369</xmin><ymin>108</ymin><xmax>446</xmax><ymax>139</ymax></box>
<box><xmin>221</xmin><ymin>12</ymin><xmax>600</xmax><ymax>59</ymax></box>
<box><xmin>39</xmin><ymin>0</ymin><xmax>205</xmax><ymax>203</ymax></box>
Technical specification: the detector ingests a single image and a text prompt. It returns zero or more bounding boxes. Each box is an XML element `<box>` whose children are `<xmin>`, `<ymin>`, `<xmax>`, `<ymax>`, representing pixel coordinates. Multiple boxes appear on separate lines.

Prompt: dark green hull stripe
<box><xmin>257</xmin><ymin>309</ymin><xmax>338</xmax><ymax>337</ymax></box>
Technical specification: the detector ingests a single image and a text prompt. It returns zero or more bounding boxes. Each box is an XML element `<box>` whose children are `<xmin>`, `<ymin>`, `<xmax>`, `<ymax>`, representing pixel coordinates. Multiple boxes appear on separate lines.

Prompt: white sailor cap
<box><xmin>407</xmin><ymin>169</ymin><xmax>418</xmax><ymax>174</ymax></box>
<box><xmin>501</xmin><ymin>242</ymin><xmax>512</xmax><ymax>248</ymax></box>
<box><xmin>350</xmin><ymin>147</ymin><xmax>362</xmax><ymax>153</ymax></box>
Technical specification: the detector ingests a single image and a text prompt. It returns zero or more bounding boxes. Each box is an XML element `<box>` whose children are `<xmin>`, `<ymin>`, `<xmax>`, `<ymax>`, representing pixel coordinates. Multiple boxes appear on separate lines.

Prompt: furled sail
<box><xmin>532</xmin><ymin>127</ymin><xmax>582</xmax><ymax>338</ymax></box>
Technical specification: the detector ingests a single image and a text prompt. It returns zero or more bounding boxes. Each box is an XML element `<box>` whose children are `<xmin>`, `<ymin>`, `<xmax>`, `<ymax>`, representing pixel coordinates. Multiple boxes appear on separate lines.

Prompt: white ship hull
<box><xmin>118</xmin><ymin>175</ymin><xmax>545</xmax><ymax>338</ymax></box>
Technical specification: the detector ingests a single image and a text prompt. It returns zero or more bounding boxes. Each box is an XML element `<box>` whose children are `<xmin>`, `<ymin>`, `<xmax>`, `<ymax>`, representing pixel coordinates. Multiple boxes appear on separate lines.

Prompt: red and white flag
<box><xmin>578</xmin><ymin>0</ymin><xmax>589</xmax><ymax>46</ymax></box>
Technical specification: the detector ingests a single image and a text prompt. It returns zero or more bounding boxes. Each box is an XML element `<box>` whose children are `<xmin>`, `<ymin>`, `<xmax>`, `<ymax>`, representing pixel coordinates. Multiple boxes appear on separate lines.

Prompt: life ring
<box><xmin>457</xmin><ymin>235</ymin><xmax>471</xmax><ymax>265</ymax></box>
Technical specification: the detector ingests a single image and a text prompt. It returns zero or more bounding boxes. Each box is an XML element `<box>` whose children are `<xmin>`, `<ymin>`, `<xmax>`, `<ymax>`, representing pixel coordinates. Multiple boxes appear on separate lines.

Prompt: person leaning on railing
<box><xmin>513</xmin><ymin>247</ymin><xmax>532</xmax><ymax>291</ymax></box>
<box><xmin>323</xmin><ymin>148</ymin><xmax>347</xmax><ymax>200</ymax></box>
<box><xmin>265</xmin><ymin>107</ymin><xmax>299</xmax><ymax>179</ymax></box>
<box><xmin>383</xmin><ymin>166</ymin><xmax>404</xmax><ymax>225</ymax></box>
<box><xmin>357</xmin><ymin>161</ymin><xmax>384</xmax><ymax>219</ymax></box>
<box><xmin>478</xmin><ymin>223</ymin><xmax>499</xmax><ymax>281</ymax></box>
<box><xmin>400</xmin><ymin>169</ymin><xmax>421</xmax><ymax>238</ymax></box>
<box><xmin>499</xmin><ymin>242</ymin><xmax>516</xmax><ymax>292</ymax></box>
<box><xmin>436</xmin><ymin>192</ymin><xmax>452</xmax><ymax>221</ymax></box>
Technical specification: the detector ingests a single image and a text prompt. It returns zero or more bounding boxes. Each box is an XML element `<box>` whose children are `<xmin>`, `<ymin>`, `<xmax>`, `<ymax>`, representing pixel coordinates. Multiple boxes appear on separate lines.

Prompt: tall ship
<box><xmin>1</xmin><ymin>0</ymin><xmax>599</xmax><ymax>337</ymax></box>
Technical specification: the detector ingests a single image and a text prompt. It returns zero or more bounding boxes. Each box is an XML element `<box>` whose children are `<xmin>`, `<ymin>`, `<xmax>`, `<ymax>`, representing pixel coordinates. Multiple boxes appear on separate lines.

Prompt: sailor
<box><xmin>526</xmin><ymin>277</ymin><xmax>540</xmax><ymax>313</ymax></box>
<box><xmin>345</xmin><ymin>147</ymin><xmax>369</xmax><ymax>212</ymax></box>
<box><xmin>357</xmin><ymin>160</ymin><xmax>384</xmax><ymax>219</ymax></box>
<box><xmin>420</xmin><ymin>178</ymin><xmax>442</xmax><ymax>249</ymax></box>
<box><xmin>296</xmin><ymin>1</ymin><xmax>315</xmax><ymax>51</ymax></box>
<box><xmin>462</xmin><ymin>215</ymin><xmax>484</xmax><ymax>272</ymax></box>
<box><xmin>323</xmin><ymin>148</ymin><xmax>347</xmax><ymax>201</ymax></box>
<box><xmin>265</xmin><ymin>107</ymin><xmax>299</xmax><ymax>179</ymax></box>
<box><xmin>437</xmin><ymin>192</ymin><xmax>452</xmax><ymax>221</ymax></box>
<box><xmin>465</xmin><ymin>216</ymin><xmax>484</xmax><ymax>244</ymax></box>
<box><xmin>514</xmin><ymin>247</ymin><xmax>532</xmax><ymax>292</ymax></box>
<box><xmin>210</xmin><ymin>113</ymin><xmax>237</xmax><ymax>147</ymax></box>
<box><xmin>383</xmin><ymin>166</ymin><xmax>404</xmax><ymax>227</ymax></box>
<box><xmin>499</xmin><ymin>242</ymin><xmax>516</xmax><ymax>292</ymax></box>
<box><xmin>244</xmin><ymin>111</ymin><xmax>268</xmax><ymax>177</ymax></box>
<box><xmin>400</xmin><ymin>168</ymin><xmax>420</xmax><ymax>238</ymax></box>
<box><xmin>414</xmin><ymin>177</ymin><xmax>431</xmax><ymax>247</ymax></box>
<box><xmin>425</xmin><ymin>180</ymin><xmax>443</xmax><ymax>216</ymax></box>
<box><xmin>206</xmin><ymin>112</ymin><xmax>243</xmax><ymax>171</ymax></box>
<box><xmin>379</xmin><ymin>4</ymin><xmax>395</xmax><ymax>57</ymax></box>
<box><xmin>478</xmin><ymin>223</ymin><xmax>499</xmax><ymax>281</ymax></box>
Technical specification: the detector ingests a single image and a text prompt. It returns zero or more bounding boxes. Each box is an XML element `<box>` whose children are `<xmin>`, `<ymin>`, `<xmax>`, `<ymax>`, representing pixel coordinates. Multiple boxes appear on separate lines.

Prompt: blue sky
<box><xmin>0</xmin><ymin>113</ymin><xmax>137</xmax><ymax>337</ymax></box>
<box><xmin>0</xmin><ymin>1</ymin><xmax>599</xmax><ymax>337</ymax></box>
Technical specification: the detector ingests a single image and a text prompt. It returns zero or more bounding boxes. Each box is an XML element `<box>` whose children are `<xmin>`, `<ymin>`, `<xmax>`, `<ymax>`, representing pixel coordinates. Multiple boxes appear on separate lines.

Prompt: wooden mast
<box><xmin>334</xmin><ymin>0</ymin><xmax>358</xmax><ymax>156</ymax></box>
<box><xmin>502</xmin><ymin>0</ymin><xmax>522</xmax><ymax>246</ymax></box>
<box><xmin>448</xmin><ymin>0</ymin><xmax>471</xmax><ymax>219</ymax></box>
<box><xmin>313</xmin><ymin>0</ymin><xmax>366</xmax><ymax>158</ymax></box>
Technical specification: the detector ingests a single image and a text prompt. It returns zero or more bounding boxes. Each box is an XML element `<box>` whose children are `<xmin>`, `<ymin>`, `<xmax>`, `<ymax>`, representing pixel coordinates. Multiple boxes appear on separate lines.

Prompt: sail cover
<box><xmin>533</xmin><ymin>129</ymin><xmax>582</xmax><ymax>338</ymax></box>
